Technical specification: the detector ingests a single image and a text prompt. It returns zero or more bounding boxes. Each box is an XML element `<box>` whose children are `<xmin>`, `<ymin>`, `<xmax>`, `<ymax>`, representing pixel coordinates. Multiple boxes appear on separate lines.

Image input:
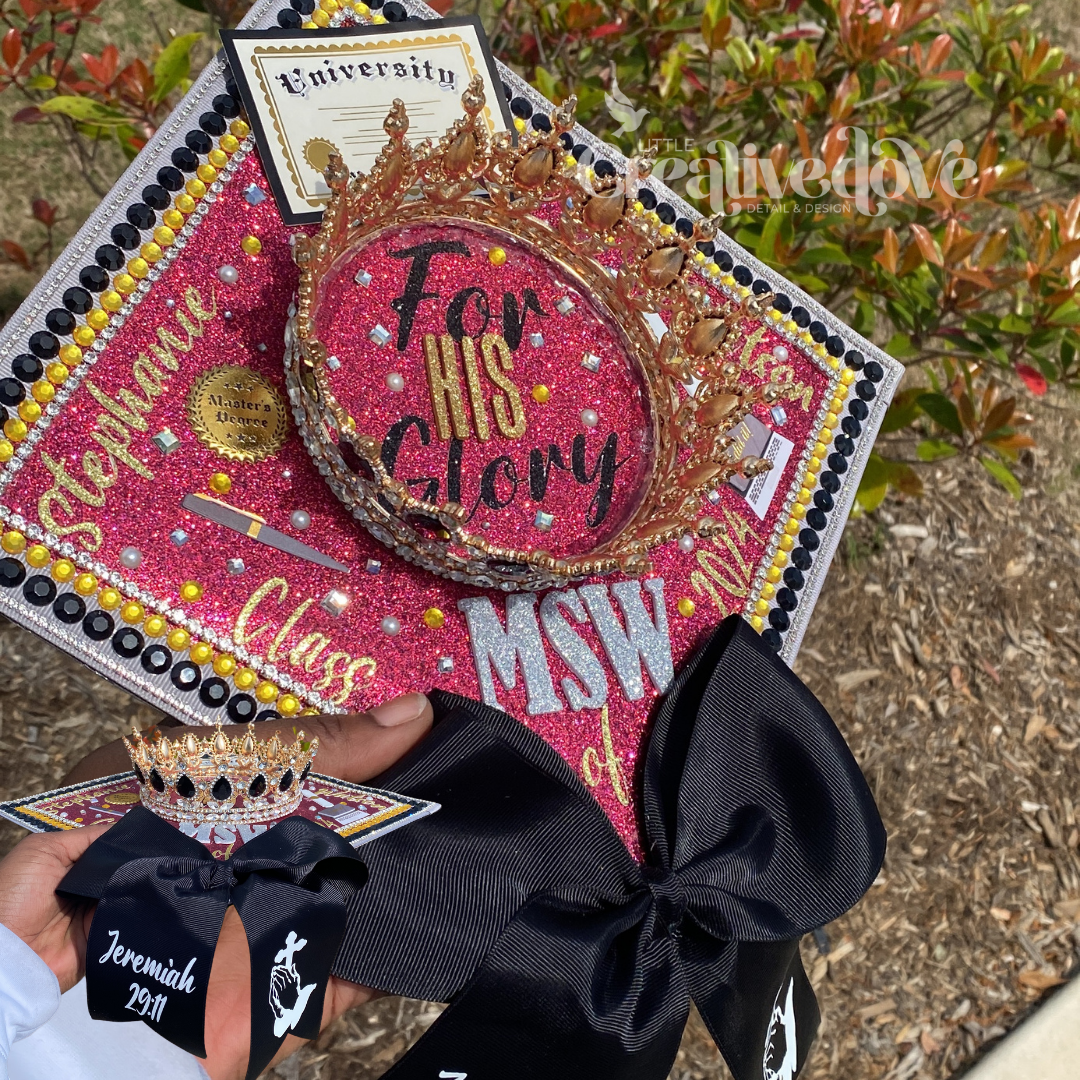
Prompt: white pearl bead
<box><xmin>772</xmin><ymin>345</ymin><xmax>789</xmax><ymax>361</ymax></box>
<box><xmin>290</xmin><ymin>509</ymin><xmax>311</xmax><ymax>531</ymax></box>
<box><xmin>217</xmin><ymin>265</ymin><xmax>239</xmax><ymax>285</ymax></box>
<box><xmin>385</xmin><ymin>372</ymin><xmax>405</xmax><ymax>392</ymax></box>
<box><xmin>120</xmin><ymin>546</ymin><xmax>143</xmax><ymax>569</ymax></box>
<box><xmin>380</xmin><ymin>615</ymin><xmax>401</xmax><ymax>636</ymax></box>
<box><xmin>678</xmin><ymin>534</ymin><xmax>695</xmax><ymax>553</ymax></box>
<box><xmin>580</xmin><ymin>408</ymin><xmax>599</xmax><ymax>428</ymax></box>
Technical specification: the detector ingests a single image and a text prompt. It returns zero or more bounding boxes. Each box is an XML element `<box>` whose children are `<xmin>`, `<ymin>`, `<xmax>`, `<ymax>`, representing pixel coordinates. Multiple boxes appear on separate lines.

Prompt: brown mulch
<box><xmin>2</xmin><ymin>392</ymin><xmax>1079</xmax><ymax>1080</ymax></box>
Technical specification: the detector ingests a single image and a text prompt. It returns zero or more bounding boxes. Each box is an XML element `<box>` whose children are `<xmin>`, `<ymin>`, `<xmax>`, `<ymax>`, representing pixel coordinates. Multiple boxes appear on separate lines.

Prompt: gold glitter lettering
<box><xmin>36</xmin><ymin>489</ymin><xmax>103</xmax><ymax>549</ymax></box>
<box><xmin>268</xmin><ymin>598</ymin><xmax>315</xmax><ymax>662</ymax></box>
<box><xmin>481</xmin><ymin>333</ymin><xmax>526</xmax><ymax>439</ymax></box>
<box><xmin>83</xmin><ymin>379</ymin><xmax>154</xmax><ymax>434</ymax></box>
<box><xmin>313</xmin><ymin>653</ymin><xmax>377</xmax><ymax>705</ymax></box>
<box><xmin>580</xmin><ymin>706</ymin><xmax>629</xmax><ymax>806</ymax></box>
<box><xmin>289</xmin><ymin>632</ymin><xmax>331</xmax><ymax>672</ymax></box>
<box><xmin>459</xmin><ymin>336</ymin><xmax>490</xmax><ymax>442</ymax></box>
<box><xmin>423</xmin><ymin>332</ymin><xmax>471</xmax><ymax>441</ymax></box>
<box><xmin>89</xmin><ymin>415</ymin><xmax>153</xmax><ymax>480</ymax></box>
<box><xmin>233</xmin><ymin>577</ymin><xmax>289</xmax><ymax>648</ymax></box>
<box><xmin>40</xmin><ymin>452</ymin><xmax>108</xmax><ymax>508</ymax></box>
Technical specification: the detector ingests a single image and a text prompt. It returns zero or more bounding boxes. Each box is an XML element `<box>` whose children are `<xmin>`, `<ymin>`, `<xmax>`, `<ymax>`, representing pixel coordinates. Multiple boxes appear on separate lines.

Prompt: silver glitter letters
<box><xmin>538</xmin><ymin>590</ymin><xmax>608</xmax><ymax>711</ymax></box>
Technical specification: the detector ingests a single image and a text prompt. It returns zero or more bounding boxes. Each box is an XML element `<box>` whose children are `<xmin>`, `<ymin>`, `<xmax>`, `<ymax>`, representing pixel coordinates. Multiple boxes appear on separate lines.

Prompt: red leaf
<box><xmin>2</xmin><ymin>28</ymin><xmax>21</xmax><ymax>71</ymax></box>
<box><xmin>589</xmin><ymin>21</ymin><xmax>623</xmax><ymax>38</ymax></box>
<box><xmin>12</xmin><ymin>105</ymin><xmax>45</xmax><ymax>123</ymax></box>
<box><xmin>426</xmin><ymin>0</ymin><xmax>452</xmax><ymax>11</ymax></box>
<box><xmin>1015</xmin><ymin>363</ymin><xmax>1048</xmax><ymax>396</ymax></box>
<box><xmin>31</xmin><ymin>198</ymin><xmax>56</xmax><ymax>227</ymax></box>
<box><xmin>0</xmin><ymin>240</ymin><xmax>32</xmax><ymax>272</ymax></box>
<box><xmin>17</xmin><ymin>40</ymin><xmax>54</xmax><ymax>76</ymax></box>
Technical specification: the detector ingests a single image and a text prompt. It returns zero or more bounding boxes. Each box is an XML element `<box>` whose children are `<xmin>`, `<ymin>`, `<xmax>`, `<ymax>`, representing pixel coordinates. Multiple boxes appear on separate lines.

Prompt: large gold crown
<box><xmin>285</xmin><ymin>77</ymin><xmax>786</xmax><ymax>591</ymax></box>
<box><xmin>123</xmin><ymin>723</ymin><xmax>317</xmax><ymax>827</ymax></box>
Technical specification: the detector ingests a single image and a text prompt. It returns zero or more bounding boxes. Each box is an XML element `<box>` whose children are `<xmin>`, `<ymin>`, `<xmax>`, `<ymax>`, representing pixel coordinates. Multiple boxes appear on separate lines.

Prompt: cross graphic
<box><xmin>274</xmin><ymin>930</ymin><xmax>307</xmax><ymax>969</ymax></box>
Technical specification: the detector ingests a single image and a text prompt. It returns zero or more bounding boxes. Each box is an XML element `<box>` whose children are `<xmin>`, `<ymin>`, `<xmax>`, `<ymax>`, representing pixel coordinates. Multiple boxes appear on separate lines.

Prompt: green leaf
<box><xmin>533</xmin><ymin>66</ymin><xmax>557</xmax><ymax>102</ymax></box>
<box><xmin>999</xmin><ymin>314</ymin><xmax>1032</xmax><ymax>334</ymax></box>
<box><xmin>25</xmin><ymin>73</ymin><xmax>56</xmax><ymax>90</ymax></box>
<box><xmin>917</xmin><ymin>392</ymin><xmax>964</xmax><ymax>436</ymax></box>
<box><xmin>1048</xmin><ymin>298</ymin><xmax>1080</xmax><ymax>326</ymax></box>
<box><xmin>885</xmin><ymin>332</ymin><xmax>919</xmax><ymax>359</ymax></box>
<box><xmin>981</xmin><ymin>456</ymin><xmax>1022</xmax><ymax>499</ymax></box>
<box><xmin>916</xmin><ymin>438</ymin><xmax>958</xmax><ymax>461</ymax></box>
<box><xmin>964</xmin><ymin>71</ymin><xmax>990</xmax><ymax>98</ymax></box>
<box><xmin>151</xmin><ymin>32</ymin><xmax>204</xmax><ymax>105</ymax></box>
<box><xmin>856</xmin><ymin>452</ymin><xmax>890</xmax><ymax>513</ymax></box>
<box><xmin>879</xmin><ymin>386</ymin><xmax>926</xmax><ymax>433</ymax></box>
<box><xmin>39</xmin><ymin>96</ymin><xmax>129</xmax><ymax>124</ymax></box>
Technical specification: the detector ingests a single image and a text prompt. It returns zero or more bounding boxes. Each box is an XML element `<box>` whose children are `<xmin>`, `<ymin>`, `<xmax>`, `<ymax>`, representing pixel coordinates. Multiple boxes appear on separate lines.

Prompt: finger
<box><xmin>6</xmin><ymin>820</ymin><xmax>113</xmax><ymax>875</ymax></box>
<box><xmin>63</xmin><ymin>692</ymin><xmax>433</xmax><ymax>785</ymax></box>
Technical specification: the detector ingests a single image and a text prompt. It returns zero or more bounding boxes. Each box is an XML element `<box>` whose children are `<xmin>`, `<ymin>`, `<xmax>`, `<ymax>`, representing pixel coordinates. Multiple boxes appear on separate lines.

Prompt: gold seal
<box><xmin>186</xmin><ymin>365</ymin><xmax>288</xmax><ymax>463</ymax></box>
<box><xmin>103</xmin><ymin>791</ymin><xmax>140</xmax><ymax>806</ymax></box>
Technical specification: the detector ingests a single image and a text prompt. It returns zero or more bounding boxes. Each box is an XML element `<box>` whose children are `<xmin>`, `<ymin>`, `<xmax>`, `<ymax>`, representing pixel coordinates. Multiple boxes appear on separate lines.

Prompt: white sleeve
<box><xmin>0</xmin><ymin>922</ymin><xmax>61</xmax><ymax>1080</ymax></box>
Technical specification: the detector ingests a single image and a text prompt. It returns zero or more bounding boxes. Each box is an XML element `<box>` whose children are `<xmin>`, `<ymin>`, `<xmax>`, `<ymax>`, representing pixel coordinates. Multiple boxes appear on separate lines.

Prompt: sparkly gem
<box><xmin>580</xmin><ymin>408</ymin><xmax>599</xmax><ymax>428</ymax></box>
<box><xmin>180</xmin><ymin>580</ymin><xmax>203</xmax><ymax>602</ymax></box>
<box><xmin>706</xmin><ymin>489</ymin><xmax>722</xmax><ymax>505</ymax></box>
<box><xmin>365</xmin><ymin>559</ymin><xmax>382</xmax><ymax>574</ymax></box>
<box><xmin>290</xmin><ymin>509</ymin><xmax>311</xmax><ymax>530</ymax></box>
<box><xmin>437</xmin><ymin>656</ymin><xmax>454</xmax><ymax>674</ymax></box>
<box><xmin>248</xmin><ymin>774</ymin><xmax>266</xmax><ymax>797</ymax></box>
<box><xmin>170</xmin><ymin>529</ymin><xmax>189</xmax><ymax>547</ymax></box>
<box><xmin>533</xmin><ymin>510</ymin><xmax>554</xmax><ymax>531</ymax></box>
<box><xmin>380</xmin><ymin>615</ymin><xmax>401</xmax><ymax>636</ymax></box>
<box><xmin>488</xmin><ymin>247</ymin><xmax>507</xmax><ymax>266</ymax></box>
<box><xmin>369</xmin><ymin>324</ymin><xmax>391</xmax><ymax>346</ymax></box>
<box><xmin>354</xmin><ymin>268</ymin><xmax>372</xmax><ymax>287</ymax></box>
<box><xmin>320</xmin><ymin>588</ymin><xmax>349</xmax><ymax>617</ymax></box>
<box><xmin>152</xmin><ymin>429</ymin><xmax>181</xmax><ymax>454</ymax></box>
<box><xmin>423</xmin><ymin>607</ymin><xmax>445</xmax><ymax>629</ymax></box>
<box><xmin>212</xmin><ymin>776</ymin><xmax>233</xmax><ymax>801</ymax></box>
<box><xmin>556</xmin><ymin>296</ymin><xmax>575</xmax><ymax>315</ymax></box>
<box><xmin>209</xmin><ymin>472</ymin><xmax>231</xmax><ymax>494</ymax></box>
<box><xmin>770</xmin><ymin>405</ymin><xmax>788</xmax><ymax>426</ymax></box>
<box><xmin>677</xmin><ymin>597</ymin><xmax>696</xmax><ymax>617</ymax></box>
<box><xmin>326</xmin><ymin>355</ymin><xmax>341</xmax><ymax>370</ymax></box>
<box><xmin>244</xmin><ymin>184</ymin><xmax>266</xmax><ymax>205</ymax></box>
<box><xmin>241</xmin><ymin>234</ymin><xmax>262</xmax><ymax>255</ymax></box>
<box><xmin>528</xmin><ymin>332</ymin><xmax>544</xmax><ymax>348</ymax></box>
<box><xmin>581</xmin><ymin>353</ymin><xmax>601</xmax><ymax>373</ymax></box>
<box><xmin>257</xmin><ymin>343</ymin><xmax>267</xmax><ymax>352</ymax></box>
<box><xmin>531</xmin><ymin>384</ymin><xmax>550</xmax><ymax>404</ymax></box>
<box><xmin>226</xmin><ymin>557</ymin><xmax>246</xmax><ymax>575</ymax></box>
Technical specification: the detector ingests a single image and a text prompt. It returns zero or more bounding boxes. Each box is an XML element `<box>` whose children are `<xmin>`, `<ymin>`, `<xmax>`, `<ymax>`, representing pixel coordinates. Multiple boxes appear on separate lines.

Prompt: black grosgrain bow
<box><xmin>58</xmin><ymin>809</ymin><xmax>367</xmax><ymax>1080</ymax></box>
<box><xmin>330</xmin><ymin>615</ymin><xmax>887</xmax><ymax>1080</ymax></box>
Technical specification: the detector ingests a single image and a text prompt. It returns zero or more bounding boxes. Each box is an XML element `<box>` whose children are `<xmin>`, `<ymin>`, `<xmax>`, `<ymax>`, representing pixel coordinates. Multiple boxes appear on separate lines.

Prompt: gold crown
<box><xmin>285</xmin><ymin>77</ymin><xmax>787</xmax><ymax>591</ymax></box>
<box><xmin>123</xmin><ymin>723</ymin><xmax>318</xmax><ymax>827</ymax></box>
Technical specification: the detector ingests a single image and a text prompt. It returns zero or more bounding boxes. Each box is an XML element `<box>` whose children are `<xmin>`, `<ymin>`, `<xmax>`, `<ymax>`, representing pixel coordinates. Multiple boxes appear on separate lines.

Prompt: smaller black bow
<box><xmin>58</xmin><ymin>808</ymin><xmax>367</xmax><ymax>1079</ymax></box>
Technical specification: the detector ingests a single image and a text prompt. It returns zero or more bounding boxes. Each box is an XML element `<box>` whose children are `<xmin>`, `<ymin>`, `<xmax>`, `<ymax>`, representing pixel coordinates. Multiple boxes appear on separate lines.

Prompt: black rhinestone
<box><xmin>62</xmin><ymin>286</ymin><xmax>93</xmax><ymax>314</ymax></box>
<box><xmin>171</xmin><ymin>660</ymin><xmax>201</xmax><ymax>691</ymax></box>
<box><xmin>45</xmin><ymin>308</ymin><xmax>77</xmax><ymax>336</ymax></box>
<box><xmin>277</xmin><ymin>6</ymin><xmax>302</xmax><ymax>25</ymax></box>
<box><xmin>776</xmin><ymin>588</ymin><xmax>798</xmax><ymax>612</ymax></box>
<box><xmin>808</xmin><ymin>320</ymin><xmax>828</xmax><ymax>343</ymax></box>
<box><xmin>530</xmin><ymin>113</ymin><xmax>552</xmax><ymax>132</ymax></box>
<box><xmin>171</xmin><ymin>146</ymin><xmax>199</xmax><ymax>172</ymax></box>
<box><xmin>300</xmin><ymin>762</ymin><xmax>311</xmax><ymax>783</ymax></box>
<box><xmin>82</xmin><ymin>610</ymin><xmax>114</xmax><ymax>640</ymax></box>
<box><xmin>799</xmin><ymin>529</ymin><xmax>820</xmax><ymax>552</ymax></box>
<box><xmin>558</xmin><ymin>132</ymin><xmax>574</xmax><ymax>151</ymax></box>
<box><xmin>133</xmin><ymin>764</ymin><xmax>146</xmax><ymax>785</ymax></box>
<box><xmin>141</xmin><ymin>643</ymin><xmax>171</xmax><ymax>674</ymax></box>
<box><xmin>126</xmin><ymin>203</ymin><xmax>155</xmax><ymax>230</ymax></box>
<box><xmin>224</xmin><ymin>72</ymin><xmax>239</xmax><ymax>97</ymax></box>
<box><xmin>806</xmin><ymin>507</ymin><xmax>828</xmax><ymax>531</ymax></box>
<box><xmin>278</xmin><ymin>769</ymin><xmax>294</xmax><ymax>791</ymax></box>
<box><xmin>834</xmin><ymin>434</ymin><xmax>855</xmax><ymax>457</ymax></box>
<box><xmin>791</xmin><ymin>547</ymin><xmax>813</xmax><ymax>571</ymax></box>
<box><xmin>773</xmin><ymin>293</ymin><xmax>792</xmax><ymax>314</ymax></box>
<box><xmin>0</xmin><ymin>558</ymin><xmax>26</xmax><ymax>588</ymax></box>
<box><xmin>571</xmin><ymin>143</ymin><xmax>592</xmax><ymax>164</ymax></box>
<box><xmin>28</xmin><ymin>330</ymin><xmax>59</xmax><ymax>359</ymax></box>
<box><xmin>656</xmin><ymin>203</ymin><xmax>677</xmax><ymax>225</ymax></box>
<box><xmin>141</xmin><ymin>184</ymin><xmax>170</xmax><ymax>210</ymax></box>
<box><xmin>848</xmin><ymin>398</ymin><xmax>869</xmax><ymax>421</ymax></box>
<box><xmin>826</xmin><ymin>335</ymin><xmax>845</xmax><ymax>357</ymax></box>
<box><xmin>856</xmin><ymin>380</ymin><xmax>877</xmax><ymax>401</ymax></box>
<box><xmin>863</xmin><ymin>360</ymin><xmax>883</xmax><ymax>383</ymax></box>
<box><xmin>256</xmin><ymin>710</ymin><xmax>281</xmax><ymax>723</ymax></box>
<box><xmin>768</xmin><ymin>607</ymin><xmax>790</xmax><ymax>632</ymax></box>
<box><xmin>638</xmin><ymin>188</ymin><xmax>657</xmax><ymax>210</ymax></box>
<box><xmin>212</xmin><ymin>93</ymin><xmax>239</xmax><ymax>118</ymax></box>
<box><xmin>761</xmin><ymin>628</ymin><xmax>783</xmax><ymax>653</ymax></box>
<box><xmin>675</xmin><ymin>217</ymin><xmax>694</xmax><ymax>238</ymax></box>
<box><xmin>841</xmin><ymin>415</ymin><xmax>861</xmax><ymax>438</ymax></box>
<box><xmin>0</xmin><ymin>378</ymin><xmax>25</xmax><ymax>406</ymax></box>
<box><xmin>199</xmin><ymin>677</ymin><xmax>229</xmax><ymax>708</ymax></box>
<box><xmin>53</xmin><ymin>593</ymin><xmax>85</xmax><ymax>624</ymax></box>
<box><xmin>176</xmin><ymin>775</ymin><xmax>196</xmax><ymax>799</ymax></box>
<box><xmin>199</xmin><ymin>110</ymin><xmax>228</xmax><ymax>136</ymax></box>
<box><xmin>79</xmin><ymin>264</ymin><xmax>110</xmax><ymax>291</ymax></box>
<box><xmin>731</xmin><ymin>265</ymin><xmax>752</xmax><ymax>286</ymax></box>
<box><xmin>500</xmin><ymin>79</ymin><xmax>512</xmax><ymax>100</ymax></box>
<box><xmin>212</xmin><ymin>776</ymin><xmax>232</xmax><ymax>801</ymax></box>
<box><xmin>383</xmin><ymin>1</ymin><xmax>407</xmax><ymax>19</ymax></box>
<box><xmin>845</xmin><ymin>349</ymin><xmax>865</xmax><ymax>369</ymax></box>
<box><xmin>819</xmin><ymin>470</ymin><xmax>840</xmax><ymax>494</ymax></box>
<box><xmin>185</xmin><ymin>129</ymin><xmax>213</xmax><ymax>155</ymax></box>
<box><xmin>23</xmin><ymin>575</ymin><xmax>56</xmax><ymax>607</ymax></box>
<box><xmin>696</xmin><ymin>241</ymin><xmax>715</xmax><ymax>257</ymax></box>
<box><xmin>10</xmin><ymin>355</ymin><xmax>42</xmax><ymax>383</ymax></box>
<box><xmin>291</xmin><ymin>0</ymin><xmax>315</xmax><ymax>11</ymax></box>
<box><xmin>227</xmin><ymin>693</ymin><xmax>258</xmax><ymax>723</ymax></box>
<box><xmin>150</xmin><ymin>769</ymin><xmax>165</xmax><ymax>793</ymax></box>
<box><xmin>510</xmin><ymin>96</ymin><xmax>533</xmax><ymax>119</ymax></box>
<box><xmin>827</xmin><ymin>452</ymin><xmax>849</xmax><ymax>474</ymax></box>
<box><xmin>96</xmin><ymin>243</ymin><xmax>125</xmax><ymax>270</ymax></box>
<box><xmin>157</xmin><ymin>165</ymin><xmax>184</xmax><ymax>191</ymax></box>
<box><xmin>0</xmin><ymin>405</ymin><xmax>7</xmax><ymax>424</ymax></box>
<box><xmin>594</xmin><ymin>159</ymin><xmax>616</xmax><ymax>179</ymax></box>
<box><xmin>716</xmin><ymin>251</ymin><xmax>734</xmax><ymax>272</ymax></box>
<box><xmin>752</xmin><ymin>279</ymin><xmax>771</xmax><ymax>295</ymax></box>
<box><xmin>791</xmin><ymin>305</ymin><xmax>811</xmax><ymax>328</ymax></box>
<box><xmin>813</xmin><ymin>490</ymin><xmax>834</xmax><ymax>512</ymax></box>
<box><xmin>111</xmin><ymin>222</ymin><xmax>140</xmax><ymax>249</ymax></box>
<box><xmin>248</xmin><ymin>774</ymin><xmax>266</xmax><ymax>798</ymax></box>
<box><xmin>783</xmin><ymin>567</ymin><xmax>805</xmax><ymax>591</ymax></box>
<box><xmin>112</xmin><ymin>627</ymin><xmax>144</xmax><ymax>658</ymax></box>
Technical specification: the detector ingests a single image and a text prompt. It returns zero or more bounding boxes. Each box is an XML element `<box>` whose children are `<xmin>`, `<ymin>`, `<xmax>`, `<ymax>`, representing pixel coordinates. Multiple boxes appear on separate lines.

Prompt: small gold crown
<box><xmin>286</xmin><ymin>77</ymin><xmax>787</xmax><ymax>591</ymax></box>
<box><xmin>123</xmin><ymin>723</ymin><xmax>318</xmax><ymax>827</ymax></box>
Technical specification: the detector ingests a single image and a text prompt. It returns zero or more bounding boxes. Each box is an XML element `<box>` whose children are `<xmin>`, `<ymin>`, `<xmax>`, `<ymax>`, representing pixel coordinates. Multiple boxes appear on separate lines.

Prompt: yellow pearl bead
<box><xmin>213</xmin><ymin>654</ymin><xmax>237</xmax><ymax>677</ymax></box>
<box><xmin>121</xmin><ymin>601</ymin><xmax>144</xmax><ymax>624</ymax></box>
<box><xmin>234</xmin><ymin>667</ymin><xmax>257</xmax><ymax>690</ymax></box>
<box><xmin>813</xmin><ymin>441</ymin><xmax>828</xmax><ymax>458</ymax></box>
<box><xmin>488</xmin><ymin>247</ymin><xmax>507</xmax><ymax>266</ymax></box>
<box><xmin>840</xmin><ymin>367</ymin><xmax>856</xmax><ymax>385</ymax></box>
<box><xmin>791</xmin><ymin>503</ymin><xmax>806</xmax><ymax>520</ymax></box>
<box><xmin>17</xmin><ymin>400</ymin><xmax>41</xmax><ymax>424</ymax></box>
<box><xmin>153</xmin><ymin>226</ymin><xmax>175</xmax><ymax>247</ymax></box>
<box><xmin>813</xmin><ymin>343</ymin><xmax>827</xmax><ymax>356</ymax></box>
<box><xmin>219</xmin><ymin>134</ymin><xmax>239</xmax><ymax>154</ymax></box>
<box><xmin>827</xmin><ymin>356</ymin><xmax>840</xmax><ymax>370</ymax></box>
<box><xmin>320</xmin><ymin>0</ymin><xmax>338</xmax><ymax>10</ymax></box>
<box><xmin>167</xmin><ymin>627</ymin><xmax>190</xmax><ymax>650</ymax></box>
<box><xmin>766</xmin><ymin>565</ymin><xmax>782</xmax><ymax>584</ymax></box>
<box><xmin>98</xmin><ymin>587</ymin><xmax>122</xmax><ymax>609</ymax></box>
<box><xmin>750</xmin><ymin>614</ymin><xmax>764</xmax><ymax>631</ymax></box>
<box><xmin>804</xmin><ymin>471</ymin><xmax>817</xmax><ymax>490</ymax></box>
<box><xmin>773</xmin><ymin>550</ymin><xmax>789</xmax><ymax>568</ymax></box>
<box><xmin>423</xmin><ymin>607</ymin><xmax>445</xmax><ymax>629</ymax></box>
<box><xmin>185</xmin><ymin>179</ymin><xmax>207</xmax><ymax>199</ymax></box>
<box><xmin>659</xmin><ymin>224</ymin><xmax>675</xmax><ymax>238</ymax></box>
<box><xmin>229</xmin><ymin>119</ymin><xmax>250</xmax><ymax>139</ymax></box>
<box><xmin>299</xmin><ymin>707</ymin><xmax>319</xmax><ymax>716</ymax></box>
<box><xmin>144</xmin><ymin>615</ymin><xmax>166</xmax><ymax>637</ymax></box>
<box><xmin>677</xmin><ymin>597</ymin><xmax>696</xmax><ymax>618</ymax></box>
<box><xmin>87</xmin><ymin>309</ymin><xmax>109</xmax><ymax>330</ymax></box>
<box><xmin>778</xmin><ymin>534</ymin><xmax>795</xmax><ymax>551</ymax></box>
<box><xmin>58</xmin><ymin>344</ymin><xmax>82</xmax><ymax>365</ymax></box>
<box><xmin>46</xmin><ymin>362</ymin><xmax>69</xmax><ymax>385</ymax></box>
<box><xmin>127</xmin><ymin>258</ymin><xmax>149</xmax><ymax>279</ymax></box>
<box><xmin>26</xmin><ymin>544</ymin><xmax>50</xmax><ymax>568</ymax></box>
<box><xmin>101</xmin><ymin>290</ymin><xmax>124</xmax><ymax>311</ymax></box>
<box><xmin>1</xmin><ymin>530</ymin><xmax>26</xmax><ymax>554</ymax></box>
<box><xmin>255</xmin><ymin>681</ymin><xmax>279</xmax><ymax>704</ymax></box>
<box><xmin>190</xmin><ymin>641</ymin><xmax>213</xmax><ymax>665</ymax></box>
<box><xmin>830</xmin><ymin>395</ymin><xmax>845</xmax><ymax>413</ymax></box>
<box><xmin>196</xmin><ymin>163</ymin><xmax>217</xmax><ymax>184</ymax></box>
<box><xmin>73</xmin><ymin>325</ymin><xmax>96</xmax><ymax>346</ymax></box>
<box><xmin>796</xmin><ymin>486</ymin><xmax>812</xmax><ymax>504</ymax></box>
<box><xmin>140</xmin><ymin>243</ymin><xmax>163</xmax><ymax>263</ymax></box>
<box><xmin>783</xmin><ymin>320</ymin><xmax>798</xmax><ymax>334</ymax></box>
<box><xmin>753</xmin><ymin>598</ymin><xmax>770</xmax><ymax>617</ymax></box>
<box><xmin>760</xmin><ymin>583</ymin><xmax>776</xmax><ymax>600</ymax></box>
<box><xmin>207</xmin><ymin>148</ymin><xmax>228</xmax><ymax>169</ymax></box>
<box><xmin>353</xmin><ymin>0</ymin><xmax>370</xmax><ymax>13</ymax></box>
<box><xmin>175</xmin><ymin>193</ymin><xmax>196</xmax><ymax>214</ymax></box>
<box><xmin>51</xmin><ymin>558</ymin><xmax>75</xmax><ymax>582</ymax></box>
<box><xmin>241</xmin><ymin>235</ymin><xmax>262</xmax><ymax>255</ymax></box>
<box><xmin>371</xmin><ymin>11</ymin><xmax>386</xmax><ymax>22</ymax></box>
<box><xmin>163</xmin><ymin>209</ymin><xmax>184</xmax><ymax>230</ymax></box>
<box><xmin>114</xmin><ymin>274</ymin><xmax>137</xmax><ymax>294</ymax></box>
<box><xmin>209</xmin><ymin>472</ymin><xmax>232</xmax><ymax>494</ymax></box>
<box><xmin>513</xmin><ymin>116</ymin><xmax>526</xmax><ymax>133</ymax></box>
<box><xmin>278</xmin><ymin>693</ymin><xmax>301</xmax><ymax>717</ymax></box>
<box><xmin>0</xmin><ymin>440</ymin><xmax>12</xmax><ymax>463</ymax></box>
<box><xmin>4</xmin><ymin>418</ymin><xmax>28</xmax><ymax>442</ymax></box>
<box><xmin>784</xmin><ymin>517</ymin><xmax>800</xmax><ymax>535</ymax></box>
<box><xmin>73</xmin><ymin>573</ymin><xmax>97</xmax><ymax>596</ymax></box>
<box><xmin>531</xmin><ymin>385</ymin><xmax>550</xmax><ymax>404</ymax></box>
<box><xmin>180</xmin><ymin>580</ymin><xmax>204</xmax><ymax>603</ymax></box>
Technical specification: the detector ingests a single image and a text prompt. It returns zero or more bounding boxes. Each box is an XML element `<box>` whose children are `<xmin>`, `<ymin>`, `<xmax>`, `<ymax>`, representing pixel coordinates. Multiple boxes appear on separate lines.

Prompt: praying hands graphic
<box><xmin>269</xmin><ymin>930</ymin><xmax>318</xmax><ymax>1038</ymax></box>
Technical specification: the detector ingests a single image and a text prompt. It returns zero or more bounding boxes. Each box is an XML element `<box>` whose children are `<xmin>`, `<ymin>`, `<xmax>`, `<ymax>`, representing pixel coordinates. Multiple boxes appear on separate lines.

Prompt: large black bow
<box><xmin>330</xmin><ymin>615</ymin><xmax>886</xmax><ymax>1080</ymax></box>
<box><xmin>58</xmin><ymin>809</ymin><xmax>367</xmax><ymax>1079</ymax></box>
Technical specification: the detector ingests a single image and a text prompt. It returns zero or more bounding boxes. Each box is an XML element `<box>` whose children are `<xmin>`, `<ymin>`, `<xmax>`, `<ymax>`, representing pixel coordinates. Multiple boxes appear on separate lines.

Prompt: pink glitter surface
<box><xmin>1</xmin><ymin>148</ymin><xmax>831</xmax><ymax>853</ymax></box>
